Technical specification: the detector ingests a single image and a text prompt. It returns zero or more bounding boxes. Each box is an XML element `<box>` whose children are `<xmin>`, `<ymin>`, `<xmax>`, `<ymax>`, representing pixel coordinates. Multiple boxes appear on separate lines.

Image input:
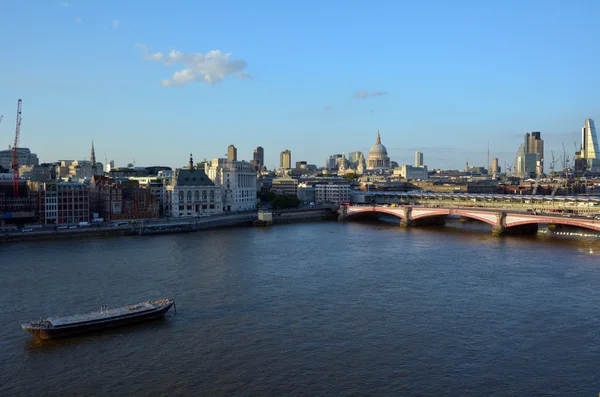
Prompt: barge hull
<box><xmin>23</xmin><ymin>302</ymin><xmax>174</xmax><ymax>340</ymax></box>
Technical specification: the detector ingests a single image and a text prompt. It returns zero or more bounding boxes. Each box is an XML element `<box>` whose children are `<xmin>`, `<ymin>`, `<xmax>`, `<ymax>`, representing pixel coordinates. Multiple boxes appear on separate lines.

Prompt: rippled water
<box><xmin>2</xmin><ymin>220</ymin><xmax>600</xmax><ymax>396</ymax></box>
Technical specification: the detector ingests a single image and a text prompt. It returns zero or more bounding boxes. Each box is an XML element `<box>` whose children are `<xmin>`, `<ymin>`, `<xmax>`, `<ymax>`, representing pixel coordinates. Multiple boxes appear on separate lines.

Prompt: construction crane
<box><xmin>12</xmin><ymin>99</ymin><xmax>22</xmax><ymax>198</ymax></box>
<box><xmin>549</xmin><ymin>150</ymin><xmax>557</xmax><ymax>178</ymax></box>
<box><xmin>562</xmin><ymin>143</ymin><xmax>570</xmax><ymax>170</ymax></box>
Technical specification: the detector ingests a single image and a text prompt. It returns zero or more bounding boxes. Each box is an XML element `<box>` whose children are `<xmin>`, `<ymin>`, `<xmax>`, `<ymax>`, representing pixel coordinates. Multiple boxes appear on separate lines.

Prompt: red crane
<box><xmin>12</xmin><ymin>99</ymin><xmax>22</xmax><ymax>198</ymax></box>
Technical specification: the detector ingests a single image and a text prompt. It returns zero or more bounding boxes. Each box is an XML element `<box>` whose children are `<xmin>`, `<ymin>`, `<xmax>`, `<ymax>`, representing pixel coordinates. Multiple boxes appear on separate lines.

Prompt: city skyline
<box><xmin>1</xmin><ymin>0</ymin><xmax>599</xmax><ymax>169</ymax></box>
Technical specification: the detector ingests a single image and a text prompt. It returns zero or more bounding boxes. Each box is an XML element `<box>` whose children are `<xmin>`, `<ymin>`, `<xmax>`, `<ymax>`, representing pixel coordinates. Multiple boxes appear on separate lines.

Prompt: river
<box><xmin>1</xmin><ymin>219</ymin><xmax>600</xmax><ymax>396</ymax></box>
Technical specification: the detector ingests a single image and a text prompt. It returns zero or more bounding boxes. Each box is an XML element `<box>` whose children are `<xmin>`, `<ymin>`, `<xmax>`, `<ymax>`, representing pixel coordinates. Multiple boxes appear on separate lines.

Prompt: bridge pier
<box><xmin>400</xmin><ymin>207</ymin><xmax>413</xmax><ymax>228</ymax></box>
<box><xmin>337</xmin><ymin>205</ymin><xmax>348</xmax><ymax>221</ymax></box>
<box><xmin>492</xmin><ymin>211</ymin><xmax>538</xmax><ymax>236</ymax></box>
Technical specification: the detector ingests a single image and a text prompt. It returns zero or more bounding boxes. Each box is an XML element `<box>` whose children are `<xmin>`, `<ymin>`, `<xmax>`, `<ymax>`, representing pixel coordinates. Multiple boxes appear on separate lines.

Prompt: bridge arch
<box><xmin>345</xmin><ymin>207</ymin><xmax>404</xmax><ymax>220</ymax></box>
<box><xmin>506</xmin><ymin>218</ymin><xmax>600</xmax><ymax>232</ymax></box>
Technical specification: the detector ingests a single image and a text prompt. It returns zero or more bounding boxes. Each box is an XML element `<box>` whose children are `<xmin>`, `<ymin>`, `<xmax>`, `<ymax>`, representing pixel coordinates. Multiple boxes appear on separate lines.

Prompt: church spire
<box><xmin>376</xmin><ymin>130</ymin><xmax>381</xmax><ymax>144</ymax></box>
<box><xmin>189</xmin><ymin>153</ymin><xmax>194</xmax><ymax>170</ymax></box>
<box><xmin>90</xmin><ymin>140</ymin><xmax>96</xmax><ymax>166</ymax></box>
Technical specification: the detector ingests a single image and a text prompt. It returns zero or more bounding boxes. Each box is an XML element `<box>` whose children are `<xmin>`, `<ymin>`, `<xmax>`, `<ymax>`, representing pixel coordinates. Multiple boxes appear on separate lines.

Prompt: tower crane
<box><xmin>12</xmin><ymin>99</ymin><xmax>22</xmax><ymax>198</ymax></box>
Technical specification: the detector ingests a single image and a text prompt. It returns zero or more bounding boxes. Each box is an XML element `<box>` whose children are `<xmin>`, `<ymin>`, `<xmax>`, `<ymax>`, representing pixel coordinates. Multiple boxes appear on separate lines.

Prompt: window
<box><xmin>187</xmin><ymin>191</ymin><xmax>192</xmax><ymax>202</ymax></box>
<box><xmin>178</xmin><ymin>191</ymin><xmax>184</xmax><ymax>201</ymax></box>
<box><xmin>202</xmin><ymin>191</ymin><xmax>207</xmax><ymax>200</ymax></box>
<box><xmin>210</xmin><ymin>190</ymin><xmax>214</xmax><ymax>201</ymax></box>
<box><xmin>195</xmin><ymin>191</ymin><xmax>200</xmax><ymax>201</ymax></box>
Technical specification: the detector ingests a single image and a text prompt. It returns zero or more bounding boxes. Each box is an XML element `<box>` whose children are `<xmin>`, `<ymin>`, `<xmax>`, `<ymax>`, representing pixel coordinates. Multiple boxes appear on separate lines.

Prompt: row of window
<box><xmin>177</xmin><ymin>190</ymin><xmax>216</xmax><ymax>202</ymax></box>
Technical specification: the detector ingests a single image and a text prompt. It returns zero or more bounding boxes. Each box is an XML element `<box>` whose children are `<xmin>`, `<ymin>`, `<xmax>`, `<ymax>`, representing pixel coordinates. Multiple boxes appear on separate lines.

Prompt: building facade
<box><xmin>205</xmin><ymin>157</ymin><xmax>256</xmax><ymax>212</ymax></box>
<box><xmin>272</xmin><ymin>177</ymin><xmax>298</xmax><ymax>196</ymax></box>
<box><xmin>280</xmin><ymin>150</ymin><xmax>292</xmax><ymax>169</ymax></box>
<box><xmin>32</xmin><ymin>181</ymin><xmax>90</xmax><ymax>225</ymax></box>
<box><xmin>415</xmin><ymin>151</ymin><xmax>424</xmax><ymax>168</ymax></box>
<box><xmin>90</xmin><ymin>176</ymin><xmax>158</xmax><ymax>221</ymax></box>
<box><xmin>315</xmin><ymin>184</ymin><xmax>351</xmax><ymax>205</ymax></box>
<box><xmin>0</xmin><ymin>147</ymin><xmax>39</xmax><ymax>170</ymax></box>
<box><xmin>582</xmin><ymin>118</ymin><xmax>600</xmax><ymax>170</ymax></box>
<box><xmin>165</xmin><ymin>160</ymin><xmax>222</xmax><ymax>217</ymax></box>
<box><xmin>228</xmin><ymin>145</ymin><xmax>238</xmax><ymax>161</ymax></box>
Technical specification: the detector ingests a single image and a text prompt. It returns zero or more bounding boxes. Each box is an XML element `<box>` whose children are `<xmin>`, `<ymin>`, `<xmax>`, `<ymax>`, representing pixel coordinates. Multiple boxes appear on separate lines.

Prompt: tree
<box><xmin>271</xmin><ymin>194</ymin><xmax>300</xmax><ymax>209</ymax></box>
<box><xmin>343</xmin><ymin>172</ymin><xmax>357</xmax><ymax>180</ymax></box>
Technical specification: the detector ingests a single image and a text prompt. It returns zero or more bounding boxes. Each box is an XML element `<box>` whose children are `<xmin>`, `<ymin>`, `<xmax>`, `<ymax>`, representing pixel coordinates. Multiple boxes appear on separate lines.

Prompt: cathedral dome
<box><xmin>366</xmin><ymin>130</ymin><xmax>391</xmax><ymax>171</ymax></box>
<box><xmin>368</xmin><ymin>131</ymin><xmax>388</xmax><ymax>156</ymax></box>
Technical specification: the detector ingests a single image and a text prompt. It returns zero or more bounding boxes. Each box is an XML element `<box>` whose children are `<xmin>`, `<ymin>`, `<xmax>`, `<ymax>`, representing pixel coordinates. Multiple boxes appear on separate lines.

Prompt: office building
<box><xmin>280</xmin><ymin>150</ymin><xmax>292</xmax><ymax>169</ymax></box>
<box><xmin>491</xmin><ymin>157</ymin><xmax>500</xmax><ymax>174</ymax></box>
<box><xmin>581</xmin><ymin>118</ymin><xmax>600</xmax><ymax>170</ymax></box>
<box><xmin>227</xmin><ymin>145</ymin><xmax>237</xmax><ymax>161</ymax></box>
<box><xmin>252</xmin><ymin>146</ymin><xmax>264</xmax><ymax>170</ymax></box>
<box><xmin>415</xmin><ymin>151</ymin><xmax>424</xmax><ymax>168</ymax></box>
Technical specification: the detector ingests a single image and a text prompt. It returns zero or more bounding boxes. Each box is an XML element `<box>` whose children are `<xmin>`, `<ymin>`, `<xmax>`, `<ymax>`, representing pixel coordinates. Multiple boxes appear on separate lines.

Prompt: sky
<box><xmin>1</xmin><ymin>0</ymin><xmax>599</xmax><ymax>172</ymax></box>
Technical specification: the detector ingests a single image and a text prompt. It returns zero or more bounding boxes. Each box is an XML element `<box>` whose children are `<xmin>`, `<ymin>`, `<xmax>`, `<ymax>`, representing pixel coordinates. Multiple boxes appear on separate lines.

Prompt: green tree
<box><xmin>271</xmin><ymin>194</ymin><xmax>300</xmax><ymax>209</ymax></box>
<box><xmin>343</xmin><ymin>173</ymin><xmax>357</xmax><ymax>180</ymax></box>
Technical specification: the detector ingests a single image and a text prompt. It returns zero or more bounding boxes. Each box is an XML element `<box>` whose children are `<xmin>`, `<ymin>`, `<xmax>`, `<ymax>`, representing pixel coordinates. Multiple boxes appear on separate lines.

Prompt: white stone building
<box><xmin>315</xmin><ymin>184</ymin><xmax>351</xmax><ymax>205</ymax></box>
<box><xmin>165</xmin><ymin>156</ymin><xmax>223</xmax><ymax>217</ymax></box>
<box><xmin>205</xmin><ymin>158</ymin><xmax>257</xmax><ymax>212</ymax></box>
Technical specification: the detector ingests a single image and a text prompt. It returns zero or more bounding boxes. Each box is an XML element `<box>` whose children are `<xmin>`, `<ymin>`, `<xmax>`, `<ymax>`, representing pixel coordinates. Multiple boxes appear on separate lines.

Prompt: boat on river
<box><xmin>21</xmin><ymin>298</ymin><xmax>175</xmax><ymax>340</ymax></box>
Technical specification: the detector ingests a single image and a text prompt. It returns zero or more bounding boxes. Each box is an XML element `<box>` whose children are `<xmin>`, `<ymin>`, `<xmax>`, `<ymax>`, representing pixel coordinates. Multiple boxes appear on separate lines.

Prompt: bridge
<box><xmin>339</xmin><ymin>205</ymin><xmax>600</xmax><ymax>236</ymax></box>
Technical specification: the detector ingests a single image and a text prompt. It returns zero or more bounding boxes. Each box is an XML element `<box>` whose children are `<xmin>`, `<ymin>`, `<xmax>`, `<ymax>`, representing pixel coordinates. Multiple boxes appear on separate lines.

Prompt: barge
<box><xmin>22</xmin><ymin>298</ymin><xmax>175</xmax><ymax>339</ymax></box>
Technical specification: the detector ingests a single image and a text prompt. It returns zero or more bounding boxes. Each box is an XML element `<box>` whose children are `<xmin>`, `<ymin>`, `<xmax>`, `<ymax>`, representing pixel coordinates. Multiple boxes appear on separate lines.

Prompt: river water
<box><xmin>2</xmin><ymin>219</ymin><xmax>600</xmax><ymax>396</ymax></box>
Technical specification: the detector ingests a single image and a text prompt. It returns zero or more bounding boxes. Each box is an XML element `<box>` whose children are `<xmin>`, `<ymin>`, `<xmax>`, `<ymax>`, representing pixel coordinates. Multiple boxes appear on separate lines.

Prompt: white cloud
<box><xmin>353</xmin><ymin>90</ymin><xmax>389</xmax><ymax>99</ymax></box>
<box><xmin>112</xmin><ymin>20</ymin><xmax>119</xmax><ymax>29</ymax></box>
<box><xmin>137</xmin><ymin>44</ymin><xmax>251</xmax><ymax>86</ymax></box>
<box><xmin>59</xmin><ymin>1</ymin><xmax>68</xmax><ymax>6</ymax></box>
<box><xmin>75</xmin><ymin>17</ymin><xmax>83</xmax><ymax>24</ymax></box>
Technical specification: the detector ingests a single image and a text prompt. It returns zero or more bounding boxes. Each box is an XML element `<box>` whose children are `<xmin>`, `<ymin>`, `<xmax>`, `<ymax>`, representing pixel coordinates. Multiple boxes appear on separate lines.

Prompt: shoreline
<box><xmin>1</xmin><ymin>208</ymin><xmax>339</xmax><ymax>243</ymax></box>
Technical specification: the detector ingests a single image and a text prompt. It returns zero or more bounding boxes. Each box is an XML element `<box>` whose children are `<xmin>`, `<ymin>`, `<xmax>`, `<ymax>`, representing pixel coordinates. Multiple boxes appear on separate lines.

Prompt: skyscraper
<box><xmin>280</xmin><ymin>149</ymin><xmax>292</xmax><ymax>169</ymax></box>
<box><xmin>582</xmin><ymin>118</ymin><xmax>600</xmax><ymax>170</ymax></box>
<box><xmin>227</xmin><ymin>145</ymin><xmax>237</xmax><ymax>161</ymax></box>
<box><xmin>252</xmin><ymin>146</ymin><xmax>264</xmax><ymax>171</ymax></box>
<box><xmin>491</xmin><ymin>157</ymin><xmax>499</xmax><ymax>174</ymax></box>
<box><xmin>525</xmin><ymin>132</ymin><xmax>544</xmax><ymax>175</ymax></box>
<box><xmin>415</xmin><ymin>151</ymin><xmax>423</xmax><ymax>167</ymax></box>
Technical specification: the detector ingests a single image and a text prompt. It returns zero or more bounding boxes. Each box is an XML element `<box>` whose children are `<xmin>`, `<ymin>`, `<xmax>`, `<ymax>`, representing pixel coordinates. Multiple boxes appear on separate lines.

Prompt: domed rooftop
<box><xmin>369</xmin><ymin>131</ymin><xmax>388</xmax><ymax>156</ymax></box>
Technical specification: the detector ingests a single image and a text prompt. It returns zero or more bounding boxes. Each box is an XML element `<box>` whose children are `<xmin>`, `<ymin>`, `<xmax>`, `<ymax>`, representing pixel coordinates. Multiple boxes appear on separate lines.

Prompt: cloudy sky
<box><xmin>0</xmin><ymin>0</ymin><xmax>598</xmax><ymax>171</ymax></box>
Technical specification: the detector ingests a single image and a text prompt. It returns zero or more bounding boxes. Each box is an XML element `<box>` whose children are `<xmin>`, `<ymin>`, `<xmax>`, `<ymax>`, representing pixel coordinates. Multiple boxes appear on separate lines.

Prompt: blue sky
<box><xmin>1</xmin><ymin>0</ymin><xmax>599</xmax><ymax>171</ymax></box>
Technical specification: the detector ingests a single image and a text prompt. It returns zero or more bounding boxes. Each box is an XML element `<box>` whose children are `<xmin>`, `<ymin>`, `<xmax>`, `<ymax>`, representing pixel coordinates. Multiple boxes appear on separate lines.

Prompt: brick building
<box><xmin>89</xmin><ymin>176</ymin><xmax>159</xmax><ymax>221</ymax></box>
<box><xmin>30</xmin><ymin>181</ymin><xmax>89</xmax><ymax>225</ymax></box>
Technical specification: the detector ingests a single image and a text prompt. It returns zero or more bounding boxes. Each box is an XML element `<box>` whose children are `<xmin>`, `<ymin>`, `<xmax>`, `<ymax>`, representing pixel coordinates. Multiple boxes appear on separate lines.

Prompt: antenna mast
<box><xmin>12</xmin><ymin>99</ymin><xmax>22</xmax><ymax>198</ymax></box>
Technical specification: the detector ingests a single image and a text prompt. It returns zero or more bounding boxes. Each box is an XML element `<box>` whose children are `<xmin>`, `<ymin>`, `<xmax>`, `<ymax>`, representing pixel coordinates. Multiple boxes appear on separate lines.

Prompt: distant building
<box><xmin>0</xmin><ymin>147</ymin><xmax>39</xmax><ymax>170</ymax></box>
<box><xmin>348</xmin><ymin>151</ymin><xmax>363</xmax><ymax>168</ymax></box>
<box><xmin>165</xmin><ymin>155</ymin><xmax>221</xmax><ymax>217</ymax></box>
<box><xmin>205</xmin><ymin>157</ymin><xmax>257</xmax><ymax>212</ymax></box>
<box><xmin>394</xmin><ymin>165</ymin><xmax>429</xmax><ymax>180</ymax></box>
<box><xmin>297</xmin><ymin>183</ymin><xmax>316</xmax><ymax>204</ymax></box>
<box><xmin>271</xmin><ymin>177</ymin><xmax>298</xmax><ymax>196</ymax></box>
<box><xmin>227</xmin><ymin>145</ymin><xmax>237</xmax><ymax>161</ymax></box>
<box><xmin>491</xmin><ymin>157</ymin><xmax>500</xmax><ymax>175</ymax></box>
<box><xmin>252</xmin><ymin>146</ymin><xmax>264</xmax><ymax>171</ymax></box>
<box><xmin>527</xmin><ymin>132</ymin><xmax>544</xmax><ymax>174</ymax></box>
<box><xmin>30</xmin><ymin>181</ymin><xmax>90</xmax><ymax>225</ymax></box>
<box><xmin>415</xmin><ymin>151</ymin><xmax>424</xmax><ymax>168</ymax></box>
<box><xmin>90</xmin><ymin>176</ymin><xmax>158</xmax><ymax>221</ymax></box>
<box><xmin>581</xmin><ymin>118</ymin><xmax>600</xmax><ymax>171</ymax></box>
<box><xmin>315</xmin><ymin>184</ymin><xmax>350</xmax><ymax>205</ymax></box>
<box><xmin>280</xmin><ymin>150</ymin><xmax>292</xmax><ymax>169</ymax></box>
<box><xmin>366</xmin><ymin>131</ymin><xmax>391</xmax><ymax>170</ymax></box>
<box><xmin>326</xmin><ymin>154</ymin><xmax>343</xmax><ymax>170</ymax></box>
<box><xmin>295</xmin><ymin>161</ymin><xmax>307</xmax><ymax>169</ymax></box>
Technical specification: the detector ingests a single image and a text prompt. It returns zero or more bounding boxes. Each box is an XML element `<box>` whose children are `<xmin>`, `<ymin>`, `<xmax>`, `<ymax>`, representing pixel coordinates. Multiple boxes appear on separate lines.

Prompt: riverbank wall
<box><xmin>256</xmin><ymin>207</ymin><xmax>338</xmax><ymax>226</ymax></box>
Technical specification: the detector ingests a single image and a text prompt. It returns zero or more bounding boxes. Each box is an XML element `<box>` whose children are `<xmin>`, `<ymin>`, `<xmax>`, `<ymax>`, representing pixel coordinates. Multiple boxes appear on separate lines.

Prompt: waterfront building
<box><xmin>163</xmin><ymin>154</ymin><xmax>222</xmax><ymax>217</ymax></box>
<box><xmin>205</xmin><ymin>156</ymin><xmax>256</xmax><ymax>212</ymax></box>
<box><xmin>280</xmin><ymin>150</ymin><xmax>292</xmax><ymax>169</ymax></box>
<box><xmin>31</xmin><ymin>181</ymin><xmax>90</xmax><ymax>225</ymax></box>
<box><xmin>315</xmin><ymin>184</ymin><xmax>350</xmax><ymax>205</ymax></box>
<box><xmin>415</xmin><ymin>151</ymin><xmax>424</xmax><ymax>168</ymax></box>
<box><xmin>271</xmin><ymin>177</ymin><xmax>298</xmax><ymax>196</ymax></box>
<box><xmin>0</xmin><ymin>175</ymin><xmax>37</xmax><ymax>225</ymax></box>
<box><xmin>228</xmin><ymin>145</ymin><xmax>237</xmax><ymax>161</ymax></box>
<box><xmin>89</xmin><ymin>176</ymin><xmax>158</xmax><ymax>221</ymax></box>
<box><xmin>297</xmin><ymin>183</ymin><xmax>316</xmax><ymax>204</ymax></box>
<box><xmin>581</xmin><ymin>118</ymin><xmax>600</xmax><ymax>171</ymax></box>
<box><xmin>0</xmin><ymin>147</ymin><xmax>39</xmax><ymax>170</ymax></box>
<box><xmin>366</xmin><ymin>131</ymin><xmax>391</xmax><ymax>170</ymax></box>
